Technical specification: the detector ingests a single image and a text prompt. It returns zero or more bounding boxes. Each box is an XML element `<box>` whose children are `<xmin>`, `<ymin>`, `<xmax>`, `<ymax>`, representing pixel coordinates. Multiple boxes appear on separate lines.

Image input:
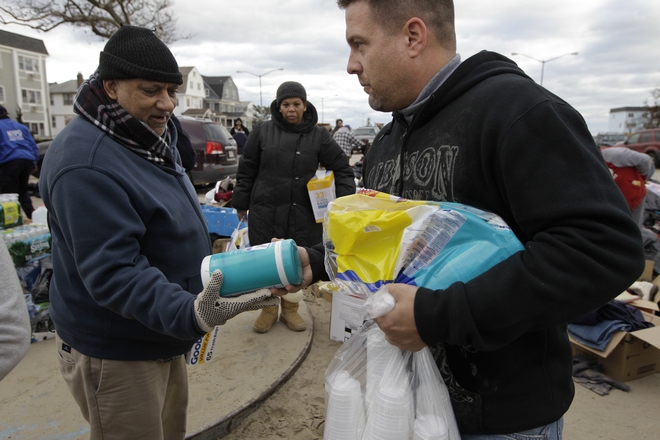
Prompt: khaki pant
<box><xmin>56</xmin><ymin>335</ymin><xmax>188</xmax><ymax>440</ymax></box>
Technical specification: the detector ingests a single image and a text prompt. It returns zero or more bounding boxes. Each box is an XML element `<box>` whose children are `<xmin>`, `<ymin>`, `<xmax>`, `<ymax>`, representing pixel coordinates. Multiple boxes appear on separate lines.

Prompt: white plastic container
<box><xmin>32</xmin><ymin>205</ymin><xmax>48</xmax><ymax>227</ymax></box>
<box><xmin>200</xmin><ymin>239</ymin><xmax>303</xmax><ymax>296</ymax></box>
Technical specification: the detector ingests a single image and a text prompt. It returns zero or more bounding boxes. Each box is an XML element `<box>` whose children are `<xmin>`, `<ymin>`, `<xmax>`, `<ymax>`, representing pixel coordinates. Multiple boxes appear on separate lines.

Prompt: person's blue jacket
<box><xmin>39</xmin><ymin>117</ymin><xmax>211</xmax><ymax>360</ymax></box>
<box><xmin>0</xmin><ymin>117</ymin><xmax>38</xmax><ymax>165</ymax></box>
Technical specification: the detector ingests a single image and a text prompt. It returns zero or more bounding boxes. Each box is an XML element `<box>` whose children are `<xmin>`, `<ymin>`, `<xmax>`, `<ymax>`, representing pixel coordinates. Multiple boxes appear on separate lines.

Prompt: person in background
<box><xmin>280</xmin><ymin>1</ymin><xmax>644</xmax><ymax>438</ymax></box>
<box><xmin>230</xmin><ymin>118</ymin><xmax>250</xmax><ymax>136</ymax></box>
<box><xmin>39</xmin><ymin>25</ymin><xmax>279</xmax><ymax>440</ymax></box>
<box><xmin>0</xmin><ymin>239</ymin><xmax>31</xmax><ymax>381</ymax></box>
<box><xmin>0</xmin><ymin>105</ymin><xmax>39</xmax><ymax>219</ymax></box>
<box><xmin>232</xmin><ymin>81</ymin><xmax>355</xmax><ymax>334</ymax></box>
<box><xmin>231</xmin><ymin>120</ymin><xmax>249</xmax><ymax>157</ymax></box>
<box><xmin>333</xmin><ymin>123</ymin><xmax>364</xmax><ymax>157</ymax></box>
<box><xmin>330</xmin><ymin>118</ymin><xmax>344</xmax><ymax>136</ymax></box>
<box><xmin>601</xmin><ymin>146</ymin><xmax>655</xmax><ymax>230</ymax></box>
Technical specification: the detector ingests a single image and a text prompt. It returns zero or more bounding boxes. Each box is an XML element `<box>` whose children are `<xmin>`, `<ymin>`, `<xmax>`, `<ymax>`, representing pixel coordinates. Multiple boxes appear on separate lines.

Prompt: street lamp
<box><xmin>236</xmin><ymin>68</ymin><xmax>284</xmax><ymax>108</ymax></box>
<box><xmin>510</xmin><ymin>52</ymin><xmax>578</xmax><ymax>86</ymax></box>
<box><xmin>312</xmin><ymin>95</ymin><xmax>337</xmax><ymax>124</ymax></box>
<box><xmin>355</xmin><ymin>111</ymin><xmax>368</xmax><ymax>126</ymax></box>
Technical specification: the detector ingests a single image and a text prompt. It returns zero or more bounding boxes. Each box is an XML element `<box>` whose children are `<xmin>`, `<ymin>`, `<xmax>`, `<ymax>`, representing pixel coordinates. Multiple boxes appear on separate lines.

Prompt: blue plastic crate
<box><xmin>201</xmin><ymin>205</ymin><xmax>242</xmax><ymax>237</ymax></box>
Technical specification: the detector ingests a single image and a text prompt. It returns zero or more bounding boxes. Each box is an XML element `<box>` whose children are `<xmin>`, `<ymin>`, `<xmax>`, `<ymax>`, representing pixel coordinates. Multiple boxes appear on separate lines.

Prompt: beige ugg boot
<box><xmin>279</xmin><ymin>291</ymin><xmax>307</xmax><ymax>332</ymax></box>
<box><xmin>253</xmin><ymin>304</ymin><xmax>279</xmax><ymax>333</ymax></box>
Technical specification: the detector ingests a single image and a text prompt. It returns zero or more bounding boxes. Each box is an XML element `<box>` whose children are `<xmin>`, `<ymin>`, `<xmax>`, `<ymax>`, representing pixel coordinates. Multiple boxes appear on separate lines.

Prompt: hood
<box><xmin>401</xmin><ymin>51</ymin><xmax>531</xmax><ymax>129</ymax></box>
<box><xmin>270</xmin><ymin>99</ymin><xmax>320</xmax><ymax>134</ymax></box>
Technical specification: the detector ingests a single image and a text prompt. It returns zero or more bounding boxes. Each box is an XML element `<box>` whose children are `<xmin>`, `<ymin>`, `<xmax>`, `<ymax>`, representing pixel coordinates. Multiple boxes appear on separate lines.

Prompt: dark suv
<box><xmin>620</xmin><ymin>128</ymin><xmax>660</xmax><ymax>167</ymax></box>
<box><xmin>178</xmin><ymin>117</ymin><xmax>239</xmax><ymax>186</ymax></box>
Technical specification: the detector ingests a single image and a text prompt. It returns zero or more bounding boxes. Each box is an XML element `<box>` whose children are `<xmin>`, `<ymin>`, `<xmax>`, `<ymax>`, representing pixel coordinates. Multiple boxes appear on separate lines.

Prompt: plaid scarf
<box><xmin>73</xmin><ymin>71</ymin><xmax>175</xmax><ymax>168</ymax></box>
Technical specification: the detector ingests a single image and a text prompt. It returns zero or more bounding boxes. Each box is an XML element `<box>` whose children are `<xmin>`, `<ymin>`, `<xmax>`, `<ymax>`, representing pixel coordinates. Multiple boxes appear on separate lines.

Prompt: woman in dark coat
<box><xmin>232</xmin><ymin>81</ymin><xmax>355</xmax><ymax>333</ymax></box>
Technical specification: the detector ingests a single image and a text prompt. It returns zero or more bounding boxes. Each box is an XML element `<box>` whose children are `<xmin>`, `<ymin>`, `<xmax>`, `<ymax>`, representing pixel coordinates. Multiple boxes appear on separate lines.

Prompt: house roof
<box><xmin>178</xmin><ymin>66</ymin><xmax>195</xmax><ymax>93</ymax></box>
<box><xmin>203</xmin><ymin>76</ymin><xmax>231</xmax><ymax>100</ymax></box>
<box><xmin>182</xmin><ymin>108</ymin><xmax>218</xmax><ymax>117</ymax></box>
<box><xmin>204</xmin><ymin>82</ymin><xmax>220</xmax><ymax>100</ymax></box>
<box><xmin>610</xmin><ymin>106</ymin><xmax>649</xmax><ymax>113</ymax></box>
<box><xmin>49</xmin><ymin>79</ymin><xmax>79</xmax><ymax>94</ymax></box>
<box><xmin>0</xmin><ymin>29</ymin><xmax>48</xmax><ymax>55</ymax></box>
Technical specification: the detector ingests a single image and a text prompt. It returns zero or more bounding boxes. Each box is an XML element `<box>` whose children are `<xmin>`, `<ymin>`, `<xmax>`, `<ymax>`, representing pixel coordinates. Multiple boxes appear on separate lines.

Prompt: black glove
<box><xmin>194</xmin><ymin>270</ymin><xmax>280</xmax><ymax>332</ymax></box>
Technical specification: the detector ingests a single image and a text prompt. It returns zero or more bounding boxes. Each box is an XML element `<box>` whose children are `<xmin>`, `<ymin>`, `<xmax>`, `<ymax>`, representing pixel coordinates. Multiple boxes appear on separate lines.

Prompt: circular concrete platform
<box><xmin>0</xmin><ymin>302</ymin><xmax>314</xmax><ymax>440</ymax></box>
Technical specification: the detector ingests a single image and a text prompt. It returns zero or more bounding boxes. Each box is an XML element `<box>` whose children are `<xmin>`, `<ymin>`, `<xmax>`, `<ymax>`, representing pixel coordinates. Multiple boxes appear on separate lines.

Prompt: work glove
<box><xmin>194</xmin><ymin>270</ymin><xmax>280</xmax><ymax>332</ymax></box>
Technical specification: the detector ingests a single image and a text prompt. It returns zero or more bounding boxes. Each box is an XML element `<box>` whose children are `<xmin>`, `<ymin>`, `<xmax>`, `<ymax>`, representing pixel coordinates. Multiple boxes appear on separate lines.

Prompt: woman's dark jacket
<box><xmin>232</xmin><ymin>101</ymin><xmax>355</xmax><ymax>246</ymax></box>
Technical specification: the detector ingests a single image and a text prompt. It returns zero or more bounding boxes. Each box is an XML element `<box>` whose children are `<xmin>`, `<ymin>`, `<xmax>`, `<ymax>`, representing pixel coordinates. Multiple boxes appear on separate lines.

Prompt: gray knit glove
<box><xmin>194</xmin><ymin>270</ymin><xmax>280</xmax><ymax>332</ymax></box>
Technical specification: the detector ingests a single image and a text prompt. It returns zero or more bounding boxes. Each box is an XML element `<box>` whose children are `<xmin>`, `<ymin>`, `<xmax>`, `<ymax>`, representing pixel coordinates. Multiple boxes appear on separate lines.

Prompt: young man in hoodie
<box><xmin>311</xmin><ymin>0</ymin><xmax>645</xmax><ymax>437</ymax></box>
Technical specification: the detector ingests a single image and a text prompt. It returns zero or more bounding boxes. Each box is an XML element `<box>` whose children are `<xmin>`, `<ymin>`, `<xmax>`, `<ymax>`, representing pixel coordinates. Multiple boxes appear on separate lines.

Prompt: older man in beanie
<box><xmin>0</xmin><ymin>105</ymin><xmax>39</xmax><ymax>219</ymax></box>
<box><xmin>39</xmin><ymin>25</ymin><xmax>280</xmax><ymax>440</ymax></box>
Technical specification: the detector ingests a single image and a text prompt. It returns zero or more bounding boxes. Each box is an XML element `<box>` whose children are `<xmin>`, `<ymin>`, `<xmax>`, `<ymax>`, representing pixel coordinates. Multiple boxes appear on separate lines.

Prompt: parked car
<box><xmin>594</xmin><ymin>132</ymin><xmax>627</xmax><ymax>148</ymax></box>
<box><xmin>619</xmin><ymin>128</ymin><xmax>660</xmax><ymax>167</ymax></box>
<box><xmin>32</xmin><ymin>138</ymin><xmax>52</xmax><ymax>178</ymax></box>
<box><xmin>351</xmin><ymin>126</ymin><xmax>381</xmax><ymax>155</ymax></box>
<box><xmin>178</xmin><ymin>116</ymin><xmax>239</xmax><ymax>186</ymax></box>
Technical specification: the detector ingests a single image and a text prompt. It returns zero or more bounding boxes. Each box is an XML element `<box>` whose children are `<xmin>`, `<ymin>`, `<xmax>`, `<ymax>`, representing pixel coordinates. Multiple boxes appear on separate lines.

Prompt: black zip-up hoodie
<box><xmin>360</xmin><ymin>51</ymin><xmax>645</xmax><ymax>434</ymax></box>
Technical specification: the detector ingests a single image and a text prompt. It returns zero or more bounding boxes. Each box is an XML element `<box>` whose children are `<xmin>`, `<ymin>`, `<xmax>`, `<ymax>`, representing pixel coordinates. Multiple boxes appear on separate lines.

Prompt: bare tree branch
<box><xmin>0</xmin><ymin>0</ymin><xmax>189</xmax><ymax>44</ymax></box>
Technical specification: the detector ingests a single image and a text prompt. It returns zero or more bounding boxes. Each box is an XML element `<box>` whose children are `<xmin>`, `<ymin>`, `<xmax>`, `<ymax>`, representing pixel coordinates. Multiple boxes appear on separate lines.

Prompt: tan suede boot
<box><xmin>280</xmin><ymin>295</ymin><xmax>307</xmax><ymax>332</ymax></box>
<box><xmin>253</xmin><ymin>304</ymin><xmax>279</xmax><ymax>333</ymax></box>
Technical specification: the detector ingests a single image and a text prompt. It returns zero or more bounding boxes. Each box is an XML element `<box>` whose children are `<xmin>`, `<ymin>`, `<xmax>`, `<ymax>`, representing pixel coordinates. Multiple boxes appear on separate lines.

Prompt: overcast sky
<box><xmin>4</xmin><ymin>0</ymin><xmax>660</xmax><ymax>134</ymax></box>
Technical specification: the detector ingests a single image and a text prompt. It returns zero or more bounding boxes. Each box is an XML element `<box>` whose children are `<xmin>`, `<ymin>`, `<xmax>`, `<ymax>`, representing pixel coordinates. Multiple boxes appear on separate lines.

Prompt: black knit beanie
<box><xmin>276</xmin><ymin>81</ymin><xmax>307</xmax><ymax>105</ymax></box>
<box><xmin>98</xmin><ymin>25</ymin><xmax>183</xmax><ymax>85</ymax></box>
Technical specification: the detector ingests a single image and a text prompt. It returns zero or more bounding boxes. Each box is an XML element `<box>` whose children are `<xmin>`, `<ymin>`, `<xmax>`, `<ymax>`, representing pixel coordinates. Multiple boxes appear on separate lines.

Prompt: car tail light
<box><xmin>206</xmin><ymin>141</ymin><xmax>224</xmax><ymax>155</ymax></box>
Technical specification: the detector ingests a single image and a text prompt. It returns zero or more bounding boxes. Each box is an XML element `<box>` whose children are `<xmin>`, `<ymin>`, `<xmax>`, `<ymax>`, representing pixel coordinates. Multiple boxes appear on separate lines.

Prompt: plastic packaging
<box><xmin>323</xmin><ymin>189</ymin><xmax>525</xmax><ymax>298</ymax></box>
<box><xmin>324</xmin><ymin>316</ymin><xmax>461</xmax><ymax>440</ymax></box>
<box><xmin>185</xmin><ymin>325</ymin><xmax>220</xmax><ymax>366</ymax></box>
<box><xmin>2</xmin><ymin>224</ymin><xmax>51</xmax><ymax>266</ymax></box>
<box><xmin>0</xmin><ymin>194</ymin><xmax>23</xmax><ymax>229</ymax></box>
<box><xmin>200</xmin><ymin>239</ymin><xmax>303</xmax><ymax>296</ymax></box>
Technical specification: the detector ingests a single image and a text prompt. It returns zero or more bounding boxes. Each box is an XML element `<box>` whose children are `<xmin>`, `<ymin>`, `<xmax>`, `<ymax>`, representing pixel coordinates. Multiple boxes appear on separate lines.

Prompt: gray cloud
<box><xmin>4</xmin><ymin>0</ymin><xmax>659</xmax><ymax>133</ymax></box>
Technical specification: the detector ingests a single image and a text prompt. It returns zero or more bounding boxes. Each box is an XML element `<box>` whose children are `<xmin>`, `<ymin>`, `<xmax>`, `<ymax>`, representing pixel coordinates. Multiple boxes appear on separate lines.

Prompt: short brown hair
<box><xmin>337</xmin><ymin>0</ymin><xmax>456</xmax><ymax>51</ymax></box>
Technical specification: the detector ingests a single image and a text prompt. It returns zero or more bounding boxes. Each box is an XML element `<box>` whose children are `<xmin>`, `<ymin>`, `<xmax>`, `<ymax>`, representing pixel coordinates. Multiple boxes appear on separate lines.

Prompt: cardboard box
<box><xmin>639</xmin><ymin>260</ymin><xmax>654</xmax><ymax>282</ymax></box>
<box><xmin>212</xmin><ymin>238</ymin><xmax>230</xmax><ymax>254</ymax></box>
<box><xmin>329</xmin><ymin>292</ymin><xmax>366</xmax><ymax>342</ymax></box>
<box><xmin>570</xmin><ymin>311</ymin><xmax>660</xmax><ymax>382</ymax></box>
<box><xmin>310</xmin><ymin>281</ymin><xmax>337</xmax><ymax>303</ymax></box>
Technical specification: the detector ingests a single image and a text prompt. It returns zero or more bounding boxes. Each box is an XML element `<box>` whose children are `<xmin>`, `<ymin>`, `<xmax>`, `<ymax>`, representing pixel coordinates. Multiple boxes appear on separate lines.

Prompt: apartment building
<box><xmin>0</xmin><ymin>29</ymin><xmax>50</xmax><ymax>137</ymax></box>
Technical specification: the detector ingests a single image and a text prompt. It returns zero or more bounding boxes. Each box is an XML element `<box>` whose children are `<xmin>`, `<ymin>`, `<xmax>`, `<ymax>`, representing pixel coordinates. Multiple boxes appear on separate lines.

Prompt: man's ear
<box><xmin>403</xmin><ymin>17</ymin><xmax>427</xmax><ymax>58</ymax></box>
<box><xmin>103</xmin><ymin>80</ymin><xmax>119</xmax><ymax>100</ymax></box>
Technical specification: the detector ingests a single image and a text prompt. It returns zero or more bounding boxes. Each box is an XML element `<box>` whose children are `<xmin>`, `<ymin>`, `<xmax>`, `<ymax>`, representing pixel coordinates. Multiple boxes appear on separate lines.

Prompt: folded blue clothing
<box><xmin>568</xmin><ymin>320</ymin><xmax>632</xmax><ymax>351</ymax></box>
<box><xmin>571</xmin><ymin>300</ymin><xmax>654</xmax><ymax>330</ymax></box>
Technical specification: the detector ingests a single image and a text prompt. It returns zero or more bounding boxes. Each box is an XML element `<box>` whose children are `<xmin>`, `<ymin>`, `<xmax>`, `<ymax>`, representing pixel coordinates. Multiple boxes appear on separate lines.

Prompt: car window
<box><xmin>627</xmin><ymin>133</ymin><xmax>640</xmax><ymax>144</ymax></box>
<box><xmin>202</xmin><ymin>123</ymin><xmax>232</xmax><ymax>142</ymax></box>
<box><xmin>354</xmin><ymin>128</ymin><xmax>375</xmax><ymax>136</ymax></box>
<box><xmin>639</xmin><ymin>132</ymin><xmax>652</xmax><ymax>143</ymax></box>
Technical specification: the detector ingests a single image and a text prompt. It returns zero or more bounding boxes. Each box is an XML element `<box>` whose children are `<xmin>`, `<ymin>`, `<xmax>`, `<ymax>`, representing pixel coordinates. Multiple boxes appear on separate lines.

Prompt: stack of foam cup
<box><xmin>362</xmin><ymin>384</ymin><xmax>414</xmax><ymax>440</ymax></box>
<box><xmin>365</xmin><ymin>325</ymin><xmax>403</xmax><ymax>411</ymax></box>
<box><xmin>413</xmin><ymin>414</ymin><xmax>449</xmax><ymax>440</ymax></box>
<box><xmin>323</xmin><ymin>370</ymin><xmax>366</xmax><ymax>440</ymax></box>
